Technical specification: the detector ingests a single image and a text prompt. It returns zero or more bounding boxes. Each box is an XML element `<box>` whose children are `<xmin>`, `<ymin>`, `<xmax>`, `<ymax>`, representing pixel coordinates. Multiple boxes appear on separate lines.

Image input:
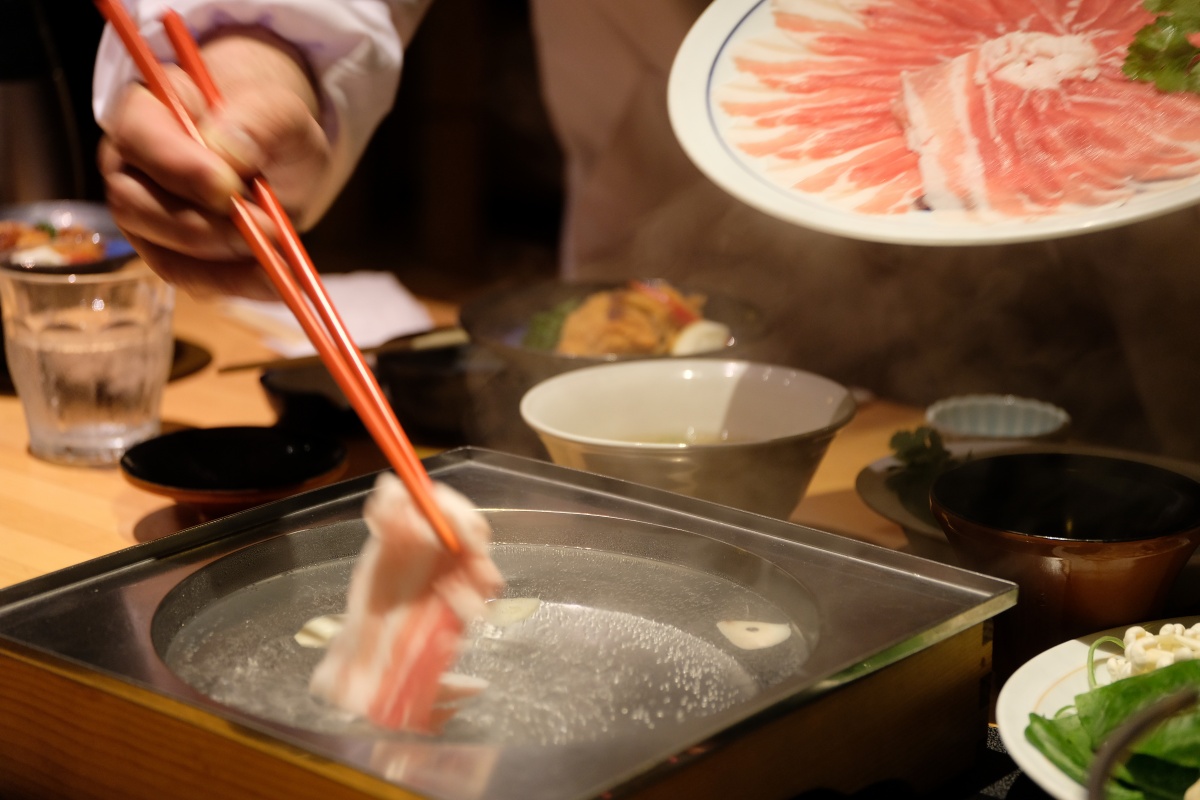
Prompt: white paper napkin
<box><xmin>222</xmin><ymin>271</ymin><xmax>434</xmax><ymax>357</ymax></box>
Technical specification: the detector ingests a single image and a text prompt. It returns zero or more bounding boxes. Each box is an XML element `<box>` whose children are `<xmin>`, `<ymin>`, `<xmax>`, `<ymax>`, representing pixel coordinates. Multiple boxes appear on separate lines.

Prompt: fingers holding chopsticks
<box><xmin>99</xmin><ymin>76</ymin><xmax>276</xmax><ymax>300</ymax></box>
<box><xmin>98</xmin><ymin>25</ymin><xmax>330</xmax><ymax>296</ymax></box>
<box><xmin>192</xmin><ymin>28</ymin><xmax>331</xmax><ymax>221</ymax></box>
<box><xmin>101</xmin><ymin>68</ymin><xmax>244</xmax><ymax>212</ymax></box>
<box><xmin>119</xmin><ymin>232</ymin><xmax>279</xmax><ymax>301</ymax></box>
<box><xmin>97</xmin><ymin>0</ymin><xmax>466</xmax><ymax>555</ymax></box>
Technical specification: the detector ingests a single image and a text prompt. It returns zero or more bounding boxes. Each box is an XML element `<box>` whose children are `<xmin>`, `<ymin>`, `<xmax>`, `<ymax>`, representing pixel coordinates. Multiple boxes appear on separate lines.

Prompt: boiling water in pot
<box><xmin>159</xmin><ymin>524</ymin><xmax>815</xmax><ymax>747</ymax></box>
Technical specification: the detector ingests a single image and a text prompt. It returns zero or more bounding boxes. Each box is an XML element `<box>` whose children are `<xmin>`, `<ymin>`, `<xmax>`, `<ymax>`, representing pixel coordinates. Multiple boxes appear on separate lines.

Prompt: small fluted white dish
<box><xmin>925</xmin><ymin>394</ymin><xmax>1070</xmax><ymax>441</ymax></box>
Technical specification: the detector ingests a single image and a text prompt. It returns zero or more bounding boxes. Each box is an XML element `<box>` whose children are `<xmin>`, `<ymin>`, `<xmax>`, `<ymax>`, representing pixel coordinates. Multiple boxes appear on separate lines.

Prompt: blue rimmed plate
<box><xmin>668</xmin><ymin>0</ymin><xmax>1200</xmax><ymax>245</ymax></box>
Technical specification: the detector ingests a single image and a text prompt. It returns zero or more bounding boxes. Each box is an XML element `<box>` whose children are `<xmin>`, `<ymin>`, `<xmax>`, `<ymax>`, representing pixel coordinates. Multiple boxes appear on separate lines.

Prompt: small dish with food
<box><xmin>0</xmin><ymin>200</ymin><xmax>136</xmax><ymax>274</ymax></box>
<box><xmin>460</xmin><ymin>278</ymin><xmax>766</xmax><ymax>374</ymax></box>
<box><xmin>997</xmin><ymin>615</ymin><xmax>1200</xmax><ymax>800</ymax></box>
<box><xmin>537</xmin><ymin>279</ymin><xmax>734</xmax><ymax>358</ymax></box>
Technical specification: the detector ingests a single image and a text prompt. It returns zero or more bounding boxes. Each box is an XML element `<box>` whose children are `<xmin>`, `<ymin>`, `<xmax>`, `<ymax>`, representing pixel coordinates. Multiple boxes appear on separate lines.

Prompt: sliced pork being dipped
<box><xmin>309</xmin><ymin>473</ymin><xmax>504</xmax><ymax>734</ymax></box>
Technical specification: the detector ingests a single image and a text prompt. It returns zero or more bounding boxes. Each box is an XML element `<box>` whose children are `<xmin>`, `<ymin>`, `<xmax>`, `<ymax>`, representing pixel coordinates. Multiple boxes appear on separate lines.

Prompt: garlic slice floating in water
<box><xmin>437</xmin><ymin>672</ymin><xmax>490</xmax><ymax>703</ymax></box>
<box><xmin>428</xmin><ymin>673</ymin><xmax>491</xmax><ymax>732</ymax></box>
<box><xmin>717</xmin><ymin>620</ymin><xmax>792</xmax><ymax>650</ymax></box>
<box><xmin>483</xmin><ymin>597</ymin><xmax>542</xmax><ymax>627</ymax></box>
<box><xmin>294</xmin><ymin>613</ymin><xmax>347</xmax><ymax>648</ymax></box>
<box><xmin>670</xmin><ymin>320</ymin><xmax>732</xmax><ymax>355</ymax></box>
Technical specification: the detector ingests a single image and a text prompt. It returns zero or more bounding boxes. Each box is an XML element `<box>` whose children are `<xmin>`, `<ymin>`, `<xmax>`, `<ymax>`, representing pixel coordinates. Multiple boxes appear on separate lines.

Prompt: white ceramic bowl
<box><xmin>925</xmin><ymin>394</ymin><xmax>1070</xmax><ymax>442</ymax></box>
<box><xmin>520</xmin><ymin>358</ymin><xmax>856</xmax><ymax>518</ymax></box>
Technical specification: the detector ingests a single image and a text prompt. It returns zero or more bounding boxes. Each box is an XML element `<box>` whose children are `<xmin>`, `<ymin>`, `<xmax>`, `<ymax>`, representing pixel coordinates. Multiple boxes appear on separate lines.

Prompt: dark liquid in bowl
<box><xmin>932</xmin><ymin>452</ymin><xmax>1200</xmax><ymax>683</ymax></box>
<box><xmin>931</xmin><ymin>453</ymin><xmax>1200</xmax><ymax>541</ymax></box>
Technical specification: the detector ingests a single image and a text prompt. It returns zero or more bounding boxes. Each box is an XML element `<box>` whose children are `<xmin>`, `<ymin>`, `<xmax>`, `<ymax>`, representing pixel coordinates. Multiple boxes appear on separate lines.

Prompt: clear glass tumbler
<box><xmin>0</xmin><ymin>259</ymin><xmax>175</xmax><ymax>466</ymax></box>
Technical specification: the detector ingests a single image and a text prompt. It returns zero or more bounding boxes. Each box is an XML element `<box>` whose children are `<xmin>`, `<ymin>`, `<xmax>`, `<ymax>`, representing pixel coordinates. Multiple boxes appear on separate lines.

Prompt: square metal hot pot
<box><xmin>0</xmin><ymin>448</ymin><xmax>1014</xmax><ymax>800</ymax></box>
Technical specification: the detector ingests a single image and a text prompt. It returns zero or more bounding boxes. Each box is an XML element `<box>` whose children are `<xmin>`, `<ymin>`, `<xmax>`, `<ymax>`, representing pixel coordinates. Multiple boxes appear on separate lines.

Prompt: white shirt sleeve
<box><xmin>92</xmin><ymin>0</ymin><xmax>430</xmax><ymax>224</ymax></box>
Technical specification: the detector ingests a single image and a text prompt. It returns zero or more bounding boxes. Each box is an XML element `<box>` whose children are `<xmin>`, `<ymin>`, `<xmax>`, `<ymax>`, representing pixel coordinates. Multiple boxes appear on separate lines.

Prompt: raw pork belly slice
<box><xmin>897</xmin><ymin>31</ymin><xmax>1200</xmax><ymax>214</ymax></box>
<box><xmin>309</xmin><ymin>473</ymin><xmax>504</xmax><ymax>733</ymax></box>
<box><xmin>720</xmin><ymin>0</ymin><xmax>1200</xmax><ymax>217</ymax></box>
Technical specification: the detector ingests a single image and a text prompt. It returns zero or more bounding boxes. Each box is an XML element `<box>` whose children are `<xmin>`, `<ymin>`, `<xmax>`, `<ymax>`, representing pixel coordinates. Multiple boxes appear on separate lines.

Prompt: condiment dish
<box><xmin>925</xmin><ymin>394</ymin><xmax>1070</xmax><ymax>441</ymax></box>
<box><xmin>120</xmin><ymin>425</ymin><xmax>348</xmax><ymax>510</ymax></box>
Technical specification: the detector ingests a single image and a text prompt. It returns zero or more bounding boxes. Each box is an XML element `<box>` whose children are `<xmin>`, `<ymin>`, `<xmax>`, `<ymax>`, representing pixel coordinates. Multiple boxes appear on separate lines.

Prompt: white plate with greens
<box><xmin>996</xmin><ymin>616</ymin><xmax>1200</xmax><ymax>800</ymax></box>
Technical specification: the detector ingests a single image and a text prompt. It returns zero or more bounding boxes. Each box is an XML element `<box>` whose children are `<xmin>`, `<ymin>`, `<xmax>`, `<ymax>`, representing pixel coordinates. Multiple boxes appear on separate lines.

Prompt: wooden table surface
<box><xmin>0</xmin><ymin>289</ymin><xmax>925</xmax><ymax>591</ymax></box>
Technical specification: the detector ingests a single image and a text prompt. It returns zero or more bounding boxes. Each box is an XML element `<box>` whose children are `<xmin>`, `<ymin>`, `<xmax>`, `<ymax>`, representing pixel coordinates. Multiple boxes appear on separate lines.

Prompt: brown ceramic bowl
<box><xmin>930</xmin><ymin>452</ymin><xmax>1200</xmax><ymax>681</ymax></box>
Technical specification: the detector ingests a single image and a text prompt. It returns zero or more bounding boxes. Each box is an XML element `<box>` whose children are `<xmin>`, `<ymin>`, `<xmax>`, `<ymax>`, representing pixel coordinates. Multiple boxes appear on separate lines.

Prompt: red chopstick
<box><xmin>94</xmin><ymin>0</ymin><xmax>462</xmax><ymax>555</ymax></box>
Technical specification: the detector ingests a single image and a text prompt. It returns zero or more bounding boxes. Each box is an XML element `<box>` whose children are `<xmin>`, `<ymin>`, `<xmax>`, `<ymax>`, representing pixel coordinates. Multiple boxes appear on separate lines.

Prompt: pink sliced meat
<box><xmin>720</xmin><ymin>0</ymin><xmax>1200</xmax><ymax>218</ymax></box>
<box><xmin>309</xmin><ymin>473</ymin><xmax>504</xmax><ymax>733</ymax></box>
<box><xmin>896</xmin><ymin>31</ymin><xmax>1200</xmax><ymax>213</ymax></box>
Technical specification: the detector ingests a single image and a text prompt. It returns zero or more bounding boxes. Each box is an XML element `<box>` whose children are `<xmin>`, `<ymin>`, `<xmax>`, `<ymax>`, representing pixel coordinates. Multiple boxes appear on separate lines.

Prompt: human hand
<box><xmin>98</xmin><ymin>28</ymin><xmax>330</xmax><ymax>299</ymax></box>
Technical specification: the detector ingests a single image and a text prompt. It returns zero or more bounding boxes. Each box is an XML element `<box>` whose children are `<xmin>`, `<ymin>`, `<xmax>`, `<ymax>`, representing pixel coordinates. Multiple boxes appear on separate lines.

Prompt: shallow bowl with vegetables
<box><xmin>930</xmin><ymin>452</ymin><xmax>1200</xmax><ymax>682</ymax></box>
<box><xmin>519</xmin><ymin>357</ymin><xmax>856</xmax><ymax>520</ymax></box>
<box><xmin>0</xmin><ymin>201</ymin><xmax>136</xmax><ymax>274</ymax></box>
<box><xmin>458</xmin><ymin>278</ymin><xmax>768</xmax><ymax>455</ymax></box>
<box><xmin>459</xmin><ymin>278</ymin><xmax>767</xmax><ymax>373</ymax></box>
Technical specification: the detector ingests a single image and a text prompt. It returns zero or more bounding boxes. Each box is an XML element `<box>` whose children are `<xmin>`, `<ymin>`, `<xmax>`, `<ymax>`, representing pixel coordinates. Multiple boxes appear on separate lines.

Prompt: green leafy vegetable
<box><xmin>1124</xmin><ymin>754</ymin><xmax>1200</xmax><ymax>800</ymax></box>
<box><xmin>884</xmin><ymin>426</ymin><xmax>960</xmax><ymax>527</ymax></box>
<box><xmin>888</xmin><ymin>426</ymin><xmax>956</xmax><ymax>472</ymax></box>
<box><xmin>1025</xmin><ymin>660</ymin><xmax>1200</xmax><ymax>799</ymax></box>
<box><xmin>1124</xmin><ymin>0</ymin><xmax>1200</xmax><ymax>94</ymax></box>
<box><xmin>1025</xmin><ymin>712</ymin><xmax>1099</xmax><ymax>789</ymax></box>
<box><xmin>1076</xmin><ymin>661</ymin><xmax>1200</xmax><ymax>747</ymax></box>
<box><xmin>521</xmin><ymin>297</ymin><xmax>581</xmax><ymax>351</ymax></box>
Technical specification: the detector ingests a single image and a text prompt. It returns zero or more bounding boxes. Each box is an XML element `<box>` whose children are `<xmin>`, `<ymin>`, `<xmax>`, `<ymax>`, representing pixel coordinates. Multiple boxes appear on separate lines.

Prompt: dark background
<box><xmin>5</xmin><ymin>0</ymin><xmax>564</xmax><ymax>303</ymax></box>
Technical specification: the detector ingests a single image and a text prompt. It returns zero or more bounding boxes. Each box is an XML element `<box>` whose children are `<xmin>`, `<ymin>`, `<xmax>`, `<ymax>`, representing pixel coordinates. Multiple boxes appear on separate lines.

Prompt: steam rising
<box><xmin>561</xmin><ymin>175</ymin><xmax>1200</xmax><ymax>459</ymax></box>
<box><xmin>511</xmin><ymin>2</ymin><xmax>1200</xmax><ymax>460</ymax></box>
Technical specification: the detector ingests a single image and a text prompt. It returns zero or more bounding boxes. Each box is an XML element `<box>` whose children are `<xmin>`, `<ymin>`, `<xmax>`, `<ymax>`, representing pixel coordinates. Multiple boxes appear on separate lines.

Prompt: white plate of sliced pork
<box><xmin>669</xmin><ymin>0</ymin><xmax>1200</xmax><ymax>245</ymax></box>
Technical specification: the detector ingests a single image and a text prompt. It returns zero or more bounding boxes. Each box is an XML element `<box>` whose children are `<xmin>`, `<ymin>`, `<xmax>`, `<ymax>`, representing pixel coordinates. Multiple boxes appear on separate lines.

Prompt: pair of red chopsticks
<box><xmin>94</xmin><ymin>0</ymin><xmax>462</xmax><ymax>555</ymax></box>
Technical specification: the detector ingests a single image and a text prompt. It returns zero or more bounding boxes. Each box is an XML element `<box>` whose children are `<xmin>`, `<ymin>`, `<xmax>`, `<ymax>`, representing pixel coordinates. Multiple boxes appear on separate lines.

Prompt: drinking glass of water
<box><xmin>0</xmin><ymin>258</ymin><xmax>175</xmax><ymax>466</ymax></box>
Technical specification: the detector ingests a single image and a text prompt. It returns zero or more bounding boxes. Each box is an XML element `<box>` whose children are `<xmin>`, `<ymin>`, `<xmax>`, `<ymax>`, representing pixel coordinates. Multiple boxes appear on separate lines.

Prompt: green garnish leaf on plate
<box><xmin>521</xmin><ymin>297</ymin><xmax>581</xmax><ymax>351</ymax></box>
<box><xmin>888</xmin><ymin>426</ymin><xmax>956</xmax><ymax>472</ymax></box>
<box><xmin>1124</xmin><ymin>0</ymin><xmax>1200</xmax><ymax>94</ymax></box>
<box><xmin>884</xmin><ymin>426</ymin><xmax>960</xmax><ymax>528</ymax></box>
